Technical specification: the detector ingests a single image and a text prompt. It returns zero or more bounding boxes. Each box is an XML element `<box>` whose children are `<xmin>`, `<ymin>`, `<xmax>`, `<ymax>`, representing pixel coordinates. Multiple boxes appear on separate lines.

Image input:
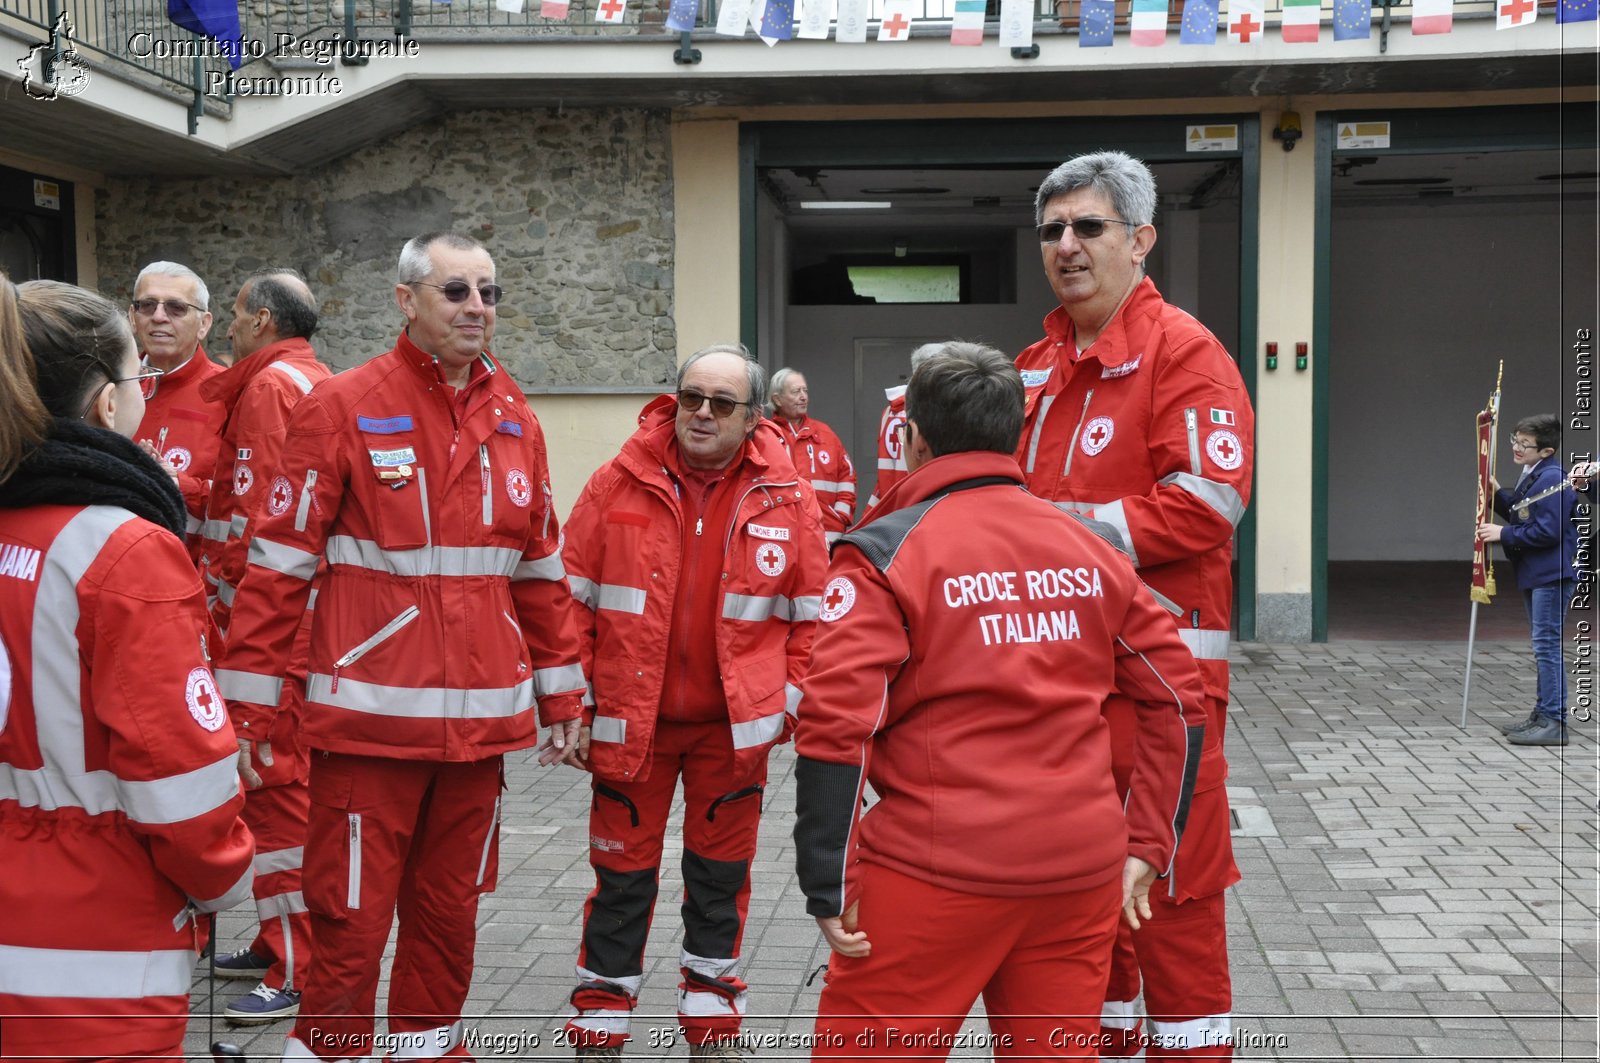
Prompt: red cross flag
<box><xmin>1496</xmin><ymin>0</ymin><xmax>1537</xmax><ymax>28</ymax></box>
<box><xmin>596</xmin><ymin>0</ymin><xmax>627</xmax><ymax>22</ymax></box>
<box><xmin>1228</xmin><ymin>0</ymin><xmax>1265</xmax><ymax>42</ymax></box>
<box><xmin>878</xmin><ymin>0</ymin><xmax>916</xmax><ymax>40</ymax></box>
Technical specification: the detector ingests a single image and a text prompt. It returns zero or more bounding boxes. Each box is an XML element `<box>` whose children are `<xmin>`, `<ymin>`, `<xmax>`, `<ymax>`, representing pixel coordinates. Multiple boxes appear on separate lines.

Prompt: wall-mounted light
<box><xmin>1272</xmin><ymin>111</ymin><xmax>1303</xmax><ymax>152</ymax></box>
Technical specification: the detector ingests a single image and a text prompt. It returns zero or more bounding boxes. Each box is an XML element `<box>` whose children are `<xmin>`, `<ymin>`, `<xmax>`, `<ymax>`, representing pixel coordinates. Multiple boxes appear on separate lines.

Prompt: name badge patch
<box><xmin>747</xmin><ymin>523</ymin><xmax>790</xmax><ymax>542</ymax></box>
<box><xmin>358</xmin><ymin>415</ymin><xmax>414</xmax><ymax>434</ymax></box>
<box><xmin>1020</xmin><ymin>368</ymin><xmax>1053</xmax><ymax>388</ymax></box>
<box><xmin>369</xmin><ymin>447</ymin><xmax>417</xmax><ymax>468</ymax></box>
<box><xmin>497</xmin><ymin>420</ymin><xmax>523</xmax><ymax>437</ymax></box>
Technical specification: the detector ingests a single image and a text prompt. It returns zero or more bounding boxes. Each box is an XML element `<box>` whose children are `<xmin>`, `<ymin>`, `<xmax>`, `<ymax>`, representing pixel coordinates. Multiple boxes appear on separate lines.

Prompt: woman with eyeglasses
<box><xmin>0</xmin><ymin>275</ymin><xmax>255</xmax><ymax>1061</ymax></box>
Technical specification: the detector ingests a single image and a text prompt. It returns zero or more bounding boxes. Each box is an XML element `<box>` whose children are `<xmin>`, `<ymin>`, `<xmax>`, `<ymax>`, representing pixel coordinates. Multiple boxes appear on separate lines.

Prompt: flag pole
<box><xmin>1462</xmin><ymin>361</ymin><xmax>1504</xmax><ymax>726</ymax></box>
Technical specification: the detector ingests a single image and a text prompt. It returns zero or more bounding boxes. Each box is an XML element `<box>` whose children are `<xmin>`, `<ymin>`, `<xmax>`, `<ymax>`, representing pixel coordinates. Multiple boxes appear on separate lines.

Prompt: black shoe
<box><xmin>1501</xmin><ymin>710</ymin><xmax>1541</xmax><ymax>736</ymax></box>
<box><xmin>1507</xmin><ymin>715</ymin><xmax>1568</xmax><ymax>746</ymax></box>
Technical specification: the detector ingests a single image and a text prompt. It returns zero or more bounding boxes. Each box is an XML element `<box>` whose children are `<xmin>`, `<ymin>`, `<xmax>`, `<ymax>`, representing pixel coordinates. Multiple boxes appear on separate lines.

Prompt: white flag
<box><xmin>836</xmin><ymin>0</ymin><xmax>869</xmax><ymax>41</ymax></box>
<box><xmin>877</xmin><ymin>0</ymin><xmax>915</xmax><ymax>40</ymax></box>
<box><xmin>798</xmin><ymin>0</ymin><xmax>832</xmax><ymax>39</ymax></box>
<box><xmin>998</xmin><ymin>0</ymin><xmax>1034</xmax><ymax>48</ymax></box>
<box><xmin>495</xmin><ymin>0</ymin><xmax>524</xmax><ymax>11</ymax></box>
<box><xmin>716</xmin><ymin>0</ymin><xmax>753</xmax><ymax>35</ymax></box>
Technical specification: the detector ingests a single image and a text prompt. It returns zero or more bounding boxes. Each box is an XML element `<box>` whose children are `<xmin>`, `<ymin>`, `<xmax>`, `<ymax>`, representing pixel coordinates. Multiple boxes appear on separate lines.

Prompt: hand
<box><xmin>1121</xmin><ymin>856</ymin><xmax>1157</xmax><ymax>931</ymax></box>
<box><xmin>816</xmin><ymin>901</ymin><xmax>870</xmax><ymax>958</ymax></box>
<box><xmin>1489</xmin><ymin>475</ymin><xmax>1500</xmax><ymax>492</ymax></box>
<box><xmin>236</xmin><ymin>738</ymin><xmax>274</xmax><ymax>790</ymax></box>
<box><xmin>1573</xmin><ymin>462</ymin><xmax>1598</xmax><ymax>490</ymax></box>
<box><xmin>1477</xmin><ymin>523</ymin><xmax>1503</xmax><ymax>543</ymax></box>
<box><xmin>137</xmin><ymin>439</ymin><xmax>180</xmax><ymax>483</ymax></box>
<box><xmin>538</xmin><ymin>718</ymin><xmax>582</xmax><ymax>766</ymax></box>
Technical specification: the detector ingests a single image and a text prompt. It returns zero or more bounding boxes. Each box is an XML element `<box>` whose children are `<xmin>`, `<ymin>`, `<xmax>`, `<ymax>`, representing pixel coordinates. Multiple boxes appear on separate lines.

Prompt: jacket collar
<box><xmin>866</xmin><ymin>450</ymin><xmax>1024</xmax><ymax>520</ymax></box>
<box><xmin>200</xmin><ymin>336</ymin><xmax>316</xmax><ymax>405</ymax></box>
<box><xmin>1041</xmin><ymin>275</ymin><xmax>1162</xmax><ymax>372</ymax></box>
<box><xmin>147</xmin><ymin>342</ymin><xmax>215</xmax><ymax>384</ymax></box>
<box><xmin>394</xmin><ymin>329</ymin><xmax>498</xmax><ymax>390</ymax></box>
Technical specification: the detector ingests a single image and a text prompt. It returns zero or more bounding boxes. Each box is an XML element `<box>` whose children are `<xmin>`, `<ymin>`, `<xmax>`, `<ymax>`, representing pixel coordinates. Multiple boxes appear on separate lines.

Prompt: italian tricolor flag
<box><xmin>1280</xmin><ymin>0</ymin><xmax>1320</xmax><ymax>41</ymax></box>
<box><xmin>951</xmin><ymin>0</ymin><xmax>987</xmax><ymax>45</ymax></box>
<box><xmin>1131</xmin><ymin>0</ymin><xmax>1169</xmax><ymax>45</ymax></box>
<box><xmin>1411</xmin><ymin>0</ymin><xmax>1453</xmax><ymax>34</ymax></box>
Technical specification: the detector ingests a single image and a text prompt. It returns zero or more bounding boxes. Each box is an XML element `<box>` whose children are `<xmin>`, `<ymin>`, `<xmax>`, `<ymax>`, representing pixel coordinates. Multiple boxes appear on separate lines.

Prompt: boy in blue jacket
<box><xmin>1478</xmin><ymin>413</ymin><xmax>1580</xmax><ymax>746</ymax></box>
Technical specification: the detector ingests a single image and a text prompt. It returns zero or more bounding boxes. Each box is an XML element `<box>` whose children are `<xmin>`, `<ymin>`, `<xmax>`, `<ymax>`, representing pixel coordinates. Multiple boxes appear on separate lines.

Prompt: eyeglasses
<box><xmin>1509</xmin><ymin>437</ymin><xmax>1546</xmax><ymax>451</ymax></box>
<box><xmin>79</xmin><ymin>365</ymin><xmax>164</xmax><ymax>418</ymax></box>
<box><xmin>131</xmin><ymin>298</ymin><xmax>203</xmax><ymax>319</ymax></box>
<box><xmin>677</xmin><ymin>389</ymin><xmax>754</xmax><ymax>418</ymax></box>
<box><xmin>413</xmin><ymin>281</ymin><xmax>504</xmax><ymax>307</ymax></box>
<box><xmin>1035</xmin><ymin>218</ymin><xmax>1137</xmax><ymax>244</ymax></box>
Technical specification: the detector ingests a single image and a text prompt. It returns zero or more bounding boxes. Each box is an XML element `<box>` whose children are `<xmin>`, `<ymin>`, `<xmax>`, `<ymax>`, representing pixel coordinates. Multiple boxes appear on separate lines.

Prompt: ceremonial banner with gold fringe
<box><xmin>1470</xmin><ymin>367</ymin><xmax>1503</xmax><ymax>605</ymax></box>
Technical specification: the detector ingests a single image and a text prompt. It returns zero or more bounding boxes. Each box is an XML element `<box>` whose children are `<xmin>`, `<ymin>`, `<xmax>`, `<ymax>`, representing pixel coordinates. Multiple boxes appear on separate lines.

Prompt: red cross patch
<box><xmin>233</xmin><ymin>463</ymin><xmax>254</xmax><ymax>496</ymax></box>
<box><xmin>818</xmin><ymin>449</ymin><xmax>832</xmax><ymax>466</ymax></box>
<box><xmin>755</xmin><ymin>542</ymin><xmax>787</xmax><ymax>577</ymax></box>
<box><xmin>506</xmin><ymin>468</ymin><xmax>533</xmax><ymax>508</ymax></box>
<box><xmin>1080</xmin><ymin>416</ymin><xmax>1115</xmax><ymax>457</ymax></box>
<box><xmin>185</xmin><ymin>667</ymin><xmax>226</xmax><ymax>732</ymax></box>
<box><xmin>884</xmin><ymin>414</ymin><xmax>906</xmax><ymax>460</ymax></box>
<box><xmin>164</xmin><ymin>446</ymin><xmax>192</xmax><ymax>472</ymax></box>
<box><xmin>268</xmin><ymin>475</ymin><xmax>294</xmax><ymax>516</ymax></box>
<box><xmin>819</xmin><ymin>576</ymin><xmax>856</xmax><ymax>622</ymax></box>
<box><xmin>1205</xmin><ymin>429</ymin><xmax>1244</xmax><ymax>471</ymax></box>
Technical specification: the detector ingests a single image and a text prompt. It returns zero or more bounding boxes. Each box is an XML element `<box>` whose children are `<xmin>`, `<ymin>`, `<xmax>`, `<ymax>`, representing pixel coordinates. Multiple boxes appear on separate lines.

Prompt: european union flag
<box><xmin>1333</xmin><ymin>0</ymin><xmax>1372</xmax><ymax>38</ymax></box>
<box><xmin>760</xmin><ymin>0</ymin><xmax>795</xmax><ymax>39</ymax></box>
<box><xmin>666</xmin><ymin>0</ymin><xmax>700</xmax><ymax>31</ymax></box>
<box><xmin>167</xmin><ymin>0</ymin><xmax>243</xmax><ymax>69</ymax></box>
<box><xmin>1179</xmin><ymin>0</ymin><xmax>1218</xmax><ymax>42</ymax></box>
<box><xmin>1557</xmin><ymin>0</ymin><xmax>1597</xmax><ymax>22</ymax></box>
<box><xmin>1080</xmin><ymin>0</ymin><xmax>1116</xmax><ymax>45</ymax></box>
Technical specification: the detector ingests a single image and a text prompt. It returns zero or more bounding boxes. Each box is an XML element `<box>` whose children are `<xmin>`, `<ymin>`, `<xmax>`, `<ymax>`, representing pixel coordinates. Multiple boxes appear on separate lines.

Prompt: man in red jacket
<box><xmin>129</xmin><ymin>260</ymin><xmax>226</xmax><ymax>560</ymax></box>
<box><xmin>770</xmin><ymin>367</ymin><xmax>856</xmax><ymax>542</ymax></box>
<box><xmin>1015</xmin><ymin>151</ymin><xmax>1254</xmax><ymax>1061</ymax></box>
<box><xmin>563</xmin><ymin>345</ymin><xmax>827</xmax><ymax>1062</ymax></box>
<box><xmin>862</xmin><ymin>343</ymin><xmax>941</xmax><ymax>516</ymax></box>
<box><xmin>199</xmin><ymin>269</ymin><xmax>332</xmax><ymax>1025</ymax></box>
<box><xmin>795</xmin><ymin>342</ymin><xmax>1205</xmax><ymax>1059</ymax></box>
<box><xmin>218</xmin><ymin>233</ymin><xmax>586</xmax><ymax>1061</ymax></box>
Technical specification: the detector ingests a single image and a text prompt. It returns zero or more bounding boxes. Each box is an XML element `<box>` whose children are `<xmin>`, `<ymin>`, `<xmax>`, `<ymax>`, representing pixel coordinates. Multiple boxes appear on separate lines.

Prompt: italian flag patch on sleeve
<box><xmin>1210</xmin><ymin>409</ymin><xmax>1236</xmax><ymax>426</ymax></box>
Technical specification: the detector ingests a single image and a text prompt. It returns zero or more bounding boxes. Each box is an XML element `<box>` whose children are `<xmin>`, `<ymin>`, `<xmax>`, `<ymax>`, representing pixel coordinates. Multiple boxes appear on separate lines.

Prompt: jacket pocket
<box><xmin>331</xmin><ymin>605</ymin><xmax>419</xmax><ymax>692</ymax></box>
<box><xmin>306</xmin><ymin>758</ymin><xmax>363</xmax><ymax>915</ymax></box>
<box><xmin>363</xmin><ymin>452</ymin><xmax>431</xmax><ymax>551</ymax></box>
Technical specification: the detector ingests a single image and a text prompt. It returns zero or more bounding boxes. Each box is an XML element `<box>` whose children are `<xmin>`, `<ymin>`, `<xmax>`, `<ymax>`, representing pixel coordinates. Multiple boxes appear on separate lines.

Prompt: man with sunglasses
<box><xmin>218</xmin><ymin>232</ymin><xmax>586</xmax><ymax>1062</ymax></box>
<box><xmin>561</xmin><ymin>345</ymin><xmax>827</xmax><ymax>1062</ymax></box>
<box><xmin>129</xmin><ymin>260</ymin><xmax>226</xmax><ymax>563</ymax></box>
<box><xmin>1015</xmin><ymin>151</ymin><xmax>1254</xmax><ymax>1062</ymax></box>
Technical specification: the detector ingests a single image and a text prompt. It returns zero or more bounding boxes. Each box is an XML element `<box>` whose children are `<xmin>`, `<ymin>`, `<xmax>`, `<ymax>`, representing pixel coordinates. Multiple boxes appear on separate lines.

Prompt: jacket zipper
<box><xmin>806</xmin><ymin>442</ymin><xmax>816</xmax><ymax>475</ymax></box>
<box><xmin>479</xmin><ymin>444</ymin><xmax>493</xmax><ymax>526</ymax></box>
<box><xmin>331</xmin><ymin>605</ymin><xmax>420</xmax><ymax>693</ymax></box>
<box><xmin>503</xmin><ymin>610</ymin><xmax>528</xmax><ymax>673</ymax></box>
<box><xmin>294</xmin><ymin>469</ymin><xmax>319</xmax><ymax>532</ymax></box>
<box><xmin>1061</xmin><ymin>389</ymin><xmax>1096</xmax><ymax>479</ymax></box>
<box><xmin>1185</xmin><ymin>407</ymin><xmax>1201</xmax><ymax>474</ymax></box>
<box><xmin>346</xmin><ymin>814</ymin><xmax>362</xmax><ymax>910</ymax></box>
<box><xmin>416</xmin><ymin>467</ymin><xmax>433</xmax><ymax>545</ymax></box>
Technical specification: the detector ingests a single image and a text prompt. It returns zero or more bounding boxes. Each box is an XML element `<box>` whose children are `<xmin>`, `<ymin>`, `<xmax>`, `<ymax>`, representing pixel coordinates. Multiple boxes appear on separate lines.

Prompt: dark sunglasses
<box><xmin>1035</xmin><ymin>217</ymin><xmax>1137</xmax><ymax>244</ymax></box>
<box><xmin>677</xmin><ymin>389</ymin><xmax>754</xmax><ymax>418</ymax></box>
<box><xmin>131</xmin><ymin>298</ymin><xmax>202</xmax><ymax>319</ymax></box>
<box><xmin>414</xmin><ymin>281</ymin><xmax>504</xmax><ymax>307</ymax></box>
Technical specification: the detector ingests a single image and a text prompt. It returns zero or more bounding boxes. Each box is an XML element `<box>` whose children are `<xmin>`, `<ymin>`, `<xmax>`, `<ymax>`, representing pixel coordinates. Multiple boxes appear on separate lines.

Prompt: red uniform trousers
<box><xmin>1100</xmin><ymin>676</ymin><xmax>1237</xmax><ymax>1061</ymax></box>
<box><xmin>569</xmin><ymin>720</ymin><xmax>766</xmax><ymax>1048</ymax></box>
<box><xmin>287</xmin><ymin>752</ymin><xmax>503</xmax><ymax>1062</ymax></box>
<box><xmin>244</xmin><ymin>778</ymin><xmax>313</xmax><ymax>991</ymax></box>
<box><xmin>813</xmin><ymin>863</ymin><xmax>1122</xmax><ymax>1060</ymax></box>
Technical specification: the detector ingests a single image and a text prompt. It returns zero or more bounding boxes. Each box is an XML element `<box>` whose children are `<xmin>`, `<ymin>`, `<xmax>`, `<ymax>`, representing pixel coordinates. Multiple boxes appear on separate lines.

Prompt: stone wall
<box><xmin>95</xmin><ymin>106</ymin><xmax>676</xmax><ymax>389</ymax></box>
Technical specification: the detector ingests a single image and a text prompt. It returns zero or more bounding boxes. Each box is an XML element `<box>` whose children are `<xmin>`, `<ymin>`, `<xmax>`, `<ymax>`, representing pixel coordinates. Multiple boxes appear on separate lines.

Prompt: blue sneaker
<box><xmin>224</xmin><ymin>981</ymin><xmax>302</xmax><ymax>1025</ymax></box>
<box><xmin>212</xmin><ymin>946</ymin><xmax>270</xmax><ymax>980</ymax></box>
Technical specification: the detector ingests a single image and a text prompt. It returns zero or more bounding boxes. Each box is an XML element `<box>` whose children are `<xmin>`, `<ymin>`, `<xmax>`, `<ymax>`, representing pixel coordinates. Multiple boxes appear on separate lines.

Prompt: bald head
<box><xmin>227</xmin><ymin>269</ymin><xmax>319</xmax><ymax>361</ymax></box>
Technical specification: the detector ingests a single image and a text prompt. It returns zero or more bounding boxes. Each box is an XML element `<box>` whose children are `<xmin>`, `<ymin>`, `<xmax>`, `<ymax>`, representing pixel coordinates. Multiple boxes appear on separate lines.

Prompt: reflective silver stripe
<box><xmin>1101</xmin><ymin>999</ymin><xmax>1141</xmax><ymax>1030</ymax></box>
<box><xmin>193</xmin><ymin>865</ymin><xmax>254</xmax><ymax>914</ymax></box>
<box><xmin>1185</xmin><ymin>407</ymin><xmax>1202</xmax><ymax>475</ymax></box>
<box><xmin>513</xmin><ymin>552</ymin><xmax>567</xmax><ymax>582</ymax></box>
<box><xmin>568</xmin><ymin>575</ymin><xmax>597</xmax><ymax>609</ymax></box>
<box><xmin>216</xmin><ymin>579</ymin><xmax>237</xmax><ymax>607</ymax></box>
<box><xmin>533</xmin><ymin>663</ymin><xmax>586</xmax><ymax>697</ymax></box>
<box><xmin>476</xmin><ymin>796</ymin><xmax>501</xmax><ymax>888</ymax></box>
<box><xmin>0</xmin><ymin>944</ymin><xmax>193</xmax><ymax>999</ymax></box>
<box><xmin>347</xmin><ymin>813</ymin><xmax>362</xmax><ymax>910</ymax></box>
<box><xmin>1095</xmin><ymin>500</ymin><xmax>1139</xmax><ymax>568</ymax></box>
<box><xmin>257</xmin><ymin>890</ymin><xmax>309</xmax><ymax>920</ymax></box>
<box><xmin>1147</xmin><ymin>1014</ymin><xmax>1232</xmax><ymax>1050</ymax></box>
<box><xmin>185</xmin><ymin>512</ymin><xmax>202</xmax><ymax>535</ymax></box>
<box><xmin>1023</xmin><ymin>393</ymin><xmax>1055</xmax><ymax>474</ymax></box>
<box><xmin>254</xmin><ymin>846</ymin><xmax>303</xmax><ymax>876</ymax></box>
<box><xmin>831</xmin><ymin>501</ymin><xmax>855</xmax><ymax>517</ymax></box>
<box><xmin>1178</xmin><ymin>627</ymin><xmax>1231</xmax><ymax>661</ymax></box>
<box><xmin>305</xmin><ymin>674</ymin><xmax>536</xmax><ymax>720</ymax></box>
<box><xmin>875</xmin><ymin>458</ymin><xmax>900</xmax><ymax>471</ymax></box>
<box><xmin>0</xmin><ymin>751</ymin><xmax>240</xmax><ymax>825</ymax></box>
<box><xmin>824</xmin><ymin>530</ymin><xmax>843</xmax><ymax>545</ymax></box>
<box><xmin>785</xmin><ymin>682</ymin><xmax>803</xmax><ymax>718</ymax></box>
<box><xmin>590</xmin><ymin>716</ymin><xmax>626</xmax><ymax>744</ymax></box>
<box><xmin>721</xmin><ymin>592</ymin><xmax>807</xmax><ymax>623</ymax></box>
<box><xmin>417</xmin><ymin>466</ymin><xmax>433</xmax><ymax>543</ymax></box>
<box><xmin>569</xmin><ymin>578</ymin><xmax>648</xmax><ymax>615</ymax></box>
<box><xmin>1061</xmin><ymin>388</ymin><xmax>1095</xmax><ymax>478</ymax></box>
<box><xmin>1162</xmin><ymin>471</ymin><xmax>1247</xmax><ymax>528</ymax></box>
<box><xmin>201</xmin><ymin>518</ymin><xmax>231</xmax><ymax>542</ymax></box>
<box><xmin>294</xmin><ymin>468</ymin><xmax>318</xmax><ymax>533</ymax></box>
<box><xmin>810</xmin><ymin>478</ymin><xmax>852</xmax><ymax>493</ymax></box>
<box><xmin>678</xmin><ymin>950</ymin><xmax>746</xmax><ymax>1016</ymax></box>
<box><xmin>269</xmin><ymin>360</ymin><xmax>314</xmax><ymax>395</ymax></box>
<box><xmin>1050</xmin><ymin>499</ymin><xmax>1100</xmax><ymax>515</ymax></box>
<box><xmin>729</xmin><ymin>709</ymin><xmax>785</xmax><ymax>750</ymax></box>
<box><xmin>325</xmin><ymin>536</ymin><xmax>522</xmax><ymax>578</ymax></box>
<box><xmin>230</xmin><ymin>512</ymin><xmax>248</xmax><ymax>542</ymax></box>
<box><xmin>217</xmin><ymin>668</ymin><xmax>284</xmax><ymax>706</ymax></box>
<box><xmin>250</xmin><ymin>536</ymin><xmax>320</xmax><ymax>581</ymax></box>
<box><xmin>1142</xmin><ymin>583</ymin><xmax>1185</xmax><ymax>617</ymax></box>
<box><xmin>567</xmin><ymin>1012</ymin><xmax>633</xmax><ymax>1036</ymax></box>
<box><xmin>390</xmin><ymin>1020</ymin><xmax>466</xmax><ymax>1060</ymax></box>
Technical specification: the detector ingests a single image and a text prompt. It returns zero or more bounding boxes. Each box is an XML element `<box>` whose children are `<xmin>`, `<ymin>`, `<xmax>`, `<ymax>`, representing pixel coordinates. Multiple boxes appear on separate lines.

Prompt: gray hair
<box><xmin>677</xmin><ymin>342</ymin><xmax>768</xmax><ymax>413</ymax></box>
<box><xmin>910</xmin><ymin>342</ymin><xmax>945</xmax><ymax>370</ymax></box>
<box><xmin>135</xmin><ymin>261</ymin><xmax>210</xmax><ymax>311</ymax></box>
<box><xmin>770</xmin><ymin>367</ymin><xmax>804</xmax><ymax>399</ymax></box>
<box><xmin>905</xmin><ymin>341</ymin><xmax>1024</xmax><ymax>458</ymax></box>
<box><xmin>1034</xmin><ymin>150</ymin><xmax>1158</xmax><ymax>228</ymax></box>
<box><xmin>244</xmin><ymin>268</ymin><xmax>319</xmax><ymax>341</ymax></box>
<box><xmin>397</xmin><ymin>232</ymin><xmax>490</xmax><ymax>285</ymax></box>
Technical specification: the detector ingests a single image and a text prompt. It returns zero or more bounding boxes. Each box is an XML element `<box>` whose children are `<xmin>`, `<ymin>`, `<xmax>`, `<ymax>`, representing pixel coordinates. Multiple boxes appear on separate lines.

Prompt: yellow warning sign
<box><xmin>1185</xmin><ymin>125</ymin><xmax>1239</xmax><ymax>153</ymax></box>
<box><xmin>1337</xmin><ymin>121</ymin><xmax>1391</xmax><ymax>150</ymax></box>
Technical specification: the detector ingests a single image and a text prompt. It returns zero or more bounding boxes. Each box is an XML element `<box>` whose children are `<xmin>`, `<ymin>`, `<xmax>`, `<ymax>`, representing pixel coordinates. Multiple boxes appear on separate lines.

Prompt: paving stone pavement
<box><xmin>185</xmin><ymin>640</ymin><xmax>1599</xmax><ymax>1062</ymax></box>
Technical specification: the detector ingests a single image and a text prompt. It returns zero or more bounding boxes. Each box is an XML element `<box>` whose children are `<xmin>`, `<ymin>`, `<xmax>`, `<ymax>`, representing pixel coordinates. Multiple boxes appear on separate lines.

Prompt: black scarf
<box><xmin>0</xmin><ymin>418</ymin><xmax>188</xmax><ymax>537</ymax></box>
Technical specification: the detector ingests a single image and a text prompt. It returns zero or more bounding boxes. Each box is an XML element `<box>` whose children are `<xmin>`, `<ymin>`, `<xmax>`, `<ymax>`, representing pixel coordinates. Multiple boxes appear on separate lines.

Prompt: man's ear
<box><xmin>1131</xmin><ymin>224</ymin><xmax>1157</xmax><ymax>267</ymax></box>
<box><xmin>395</xmin><ymin>283</ymin><xmax>419</xmax><ymax>323</ymax></box>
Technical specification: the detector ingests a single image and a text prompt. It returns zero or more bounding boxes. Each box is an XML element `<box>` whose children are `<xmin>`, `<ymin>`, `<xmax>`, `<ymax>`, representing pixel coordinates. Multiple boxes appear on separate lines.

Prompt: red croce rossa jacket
<box><xmin>216</xmin><ymin>331</ymin><xmax>585</xmax><ymax>761</ymax></box>
<box><xmin>136</xmin><ymin>345</ymin><xmax>226</xmax><ymax>560</ymax></box>
<box><xmin>564</xmin><ymin>397</ymin><xmax>828</xmax><ymax>783</ymax></box>
<box><xmin>773</xmin><ymin>415</ymin><xmax>857</xmax><ymax>542</ymax></box>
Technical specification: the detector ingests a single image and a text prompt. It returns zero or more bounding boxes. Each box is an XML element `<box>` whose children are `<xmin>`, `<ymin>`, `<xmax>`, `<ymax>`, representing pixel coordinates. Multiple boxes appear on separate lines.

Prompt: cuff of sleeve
<box><xmin>229</xmin><ymin>701</ymin><xmax>277</xmax><ymax>736</ymax></box>
<box><xmin>1128</xmin><ymin>842</ymin><xmax>1172</xmax><ymax>878</ymax></box>
<box><xmin>538</xmin><ymin>693</ymin><xmax>584</xmax><ymax>727</ymax></box>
